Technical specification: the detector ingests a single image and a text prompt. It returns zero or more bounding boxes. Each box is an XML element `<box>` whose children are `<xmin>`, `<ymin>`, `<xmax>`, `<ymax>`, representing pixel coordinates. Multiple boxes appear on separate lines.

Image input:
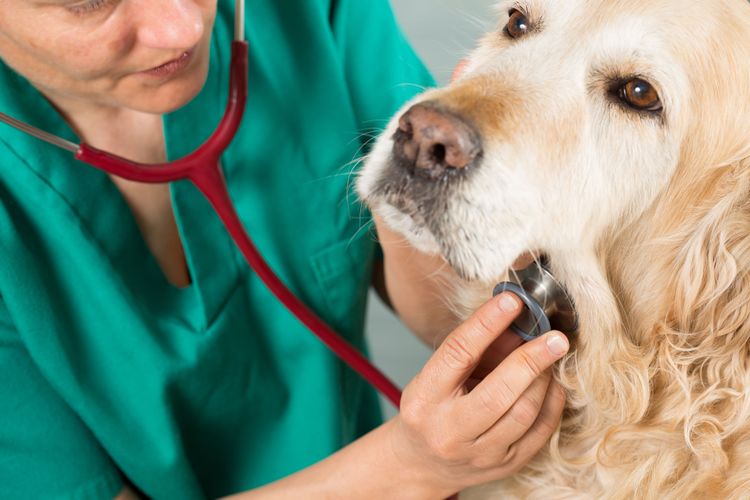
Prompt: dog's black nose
<box><xmin>393</xmin><ymin>102</ymin><xmax>481</xmax><ymax>179</ymax></box>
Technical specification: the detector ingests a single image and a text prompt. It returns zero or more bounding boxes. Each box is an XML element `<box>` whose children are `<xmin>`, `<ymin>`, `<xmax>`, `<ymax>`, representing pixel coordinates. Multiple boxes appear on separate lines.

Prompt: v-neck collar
<box><xmin>0</xmin><ymin>24</ymin><xmax>243</xmax><ymax>331</ymax></box>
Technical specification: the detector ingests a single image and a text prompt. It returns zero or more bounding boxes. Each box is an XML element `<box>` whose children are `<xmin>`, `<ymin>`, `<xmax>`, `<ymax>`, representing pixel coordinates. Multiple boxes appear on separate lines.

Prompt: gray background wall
<box><xmin>365</xmin><ymin>0</ymin><xmax>497</xmax><ymax>417</ymax></box>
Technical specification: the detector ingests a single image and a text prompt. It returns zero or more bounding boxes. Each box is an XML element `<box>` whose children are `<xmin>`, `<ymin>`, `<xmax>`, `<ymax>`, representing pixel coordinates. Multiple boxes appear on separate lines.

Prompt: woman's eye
<box><xmin>67</xmin><ymin>0</ymin><xmax>109</xmax><ymax>16</ymax></box>
<box><xmin>617</xmin><ymin>78</ymin><xmax>663</xmax><ymax>112</ymax></box>
<box><xmin>505</xmin><ymin>9</ymin><xmax>531</xmax><ymax>39</ymax></box>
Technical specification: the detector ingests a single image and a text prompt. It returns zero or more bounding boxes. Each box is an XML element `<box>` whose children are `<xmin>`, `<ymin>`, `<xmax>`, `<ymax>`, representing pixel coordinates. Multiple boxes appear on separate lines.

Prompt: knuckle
<box><xmin>508</xmin><ymin>396</ymin><xmax>542</xmax><ymax>429</ymax></box>
<box><xmin>529</xmin><ymin>382</ymin><xmax>566</xmax><ymax>437</ymax></box>
<box><xmin>477</xmin><ymin>380</ymin><xmax>515</xmax><ymax>416</ymax></box>
<box><xmin>473</xmin><ymin>310</ymin><xmax>497</xmax><ymax>338</ymax></box>
<box><xmin>499</xmin><ymin>441</ymin><xmax>521</xmax><ymax>469</ymax></box>
<box><xmin>401</xmin><ymin>376</ymin><xmax>424</xmax><ymax>405</ymax></box>
<box><xmin>535</xmin><ymin>401</ymin><xmax>565</xmax><ymax>437</ymax></box>
<box><xmin>469</xmin><ymin>452</ymin><xmax>498</xmax><ymax>471</ymax></box>
<box><xmin>399</xmin><ymin>397</ymin><xmax>429</xmax><ymax>430</ymax></box>
<box><xmin>441</xmin><ymin>335</ymin><xmax>479</xmax><ymax>371</ymax></box>
<box><xmin>476</xmin><ymin>386</ymin><xmax>500</xmax><ymax>414</ymax></box>
<box><xmin>496</xmin><ymin>377</ymin><xmax>520</xmax><ymax>411</ymax></box>
<box><xmin>427</xmin><ymin>433</ymin><xmax>459</xmax><ymax>462</ymax></box>
<box><xmin>516</xmin><ymin>349</ymin><xmax>546</xmax><ymax>379</ymax></box>
<box><xmin>534</xmin><ymin>412</ymin><xmax>560</xmax><ymax>438</ymax></box>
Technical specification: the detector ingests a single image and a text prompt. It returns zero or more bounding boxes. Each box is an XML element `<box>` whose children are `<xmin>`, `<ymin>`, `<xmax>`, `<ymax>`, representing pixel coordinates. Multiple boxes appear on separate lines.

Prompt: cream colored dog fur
<box><xmin>358</xmin><ymin>0</ymin><xmax>750</xmax><ymax>497</ymax></box>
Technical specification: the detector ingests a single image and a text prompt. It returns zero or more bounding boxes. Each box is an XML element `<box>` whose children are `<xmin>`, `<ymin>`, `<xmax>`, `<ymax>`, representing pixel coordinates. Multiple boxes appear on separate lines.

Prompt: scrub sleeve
<box><xmin>0</xmin><ymin>294</ymin><xmax>123</xmax><ymax>499</ymax></box>
<box><xmin>0</xmin><ymin>0</ymin><xmax>434</xmax><ymax>498</ymax></box>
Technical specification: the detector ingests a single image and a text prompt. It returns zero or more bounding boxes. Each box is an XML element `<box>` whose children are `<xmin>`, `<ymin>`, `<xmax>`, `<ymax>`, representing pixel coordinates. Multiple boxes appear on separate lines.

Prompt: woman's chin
<box><xmin>126</xmin><ymin>62</ymin><xmax>210</xmax><ymax>115</ymax></box>
<box><xmin>135</xmin><ymin>86</ymin><xmax>205</xmax><ymax>115</ymax></box>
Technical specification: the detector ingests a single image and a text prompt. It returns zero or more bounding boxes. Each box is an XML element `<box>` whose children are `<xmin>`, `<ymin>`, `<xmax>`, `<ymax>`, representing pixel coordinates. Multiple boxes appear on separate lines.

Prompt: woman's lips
<box><xmin>140</xmin><ymin>50</ymin><xmax>194</xmax><ymax>78</ymax></box>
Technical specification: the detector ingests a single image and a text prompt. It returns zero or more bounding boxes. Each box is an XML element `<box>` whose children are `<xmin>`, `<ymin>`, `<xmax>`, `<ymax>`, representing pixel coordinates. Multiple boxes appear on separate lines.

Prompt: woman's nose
<box><xmin>131</xmin><ymin>0</ymin><xmax>205</xmax><ymax>49</ymax></box>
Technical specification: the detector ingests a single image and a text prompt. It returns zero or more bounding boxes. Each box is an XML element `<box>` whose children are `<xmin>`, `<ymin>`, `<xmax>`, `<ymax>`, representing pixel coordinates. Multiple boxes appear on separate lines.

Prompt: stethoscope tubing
<box><xmin>0</xmin><ymin>7</ymin><xmax>404</xmax><ymax>408</ymax></box>
<box><xmin>75</xmin><ymin>41</ymin><xmax>403</xmax><ymax>408</ymax></box>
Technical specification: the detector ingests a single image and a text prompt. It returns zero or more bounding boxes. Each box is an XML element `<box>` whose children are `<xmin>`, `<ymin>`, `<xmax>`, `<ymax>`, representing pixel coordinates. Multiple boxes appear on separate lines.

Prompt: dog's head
<box><xmin>358</xmin><ymin>0</ymin><xmax>750</xmax><ymax>290</ymax></box>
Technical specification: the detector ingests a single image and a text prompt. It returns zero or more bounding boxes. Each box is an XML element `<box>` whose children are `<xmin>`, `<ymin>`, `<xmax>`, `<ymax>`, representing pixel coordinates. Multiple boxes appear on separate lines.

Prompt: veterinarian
<box><xmin>0</xmin><ymin>1</ymin><xmax>569</xmax><ymax>498</ymax></box>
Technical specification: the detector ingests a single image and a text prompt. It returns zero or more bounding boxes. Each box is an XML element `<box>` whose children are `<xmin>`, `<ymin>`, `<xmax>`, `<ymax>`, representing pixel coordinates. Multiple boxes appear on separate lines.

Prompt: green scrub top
<box><xmin>0</xmin><ymin>1</ymin><xmax>433</xmax><ymax>498</ymax></box>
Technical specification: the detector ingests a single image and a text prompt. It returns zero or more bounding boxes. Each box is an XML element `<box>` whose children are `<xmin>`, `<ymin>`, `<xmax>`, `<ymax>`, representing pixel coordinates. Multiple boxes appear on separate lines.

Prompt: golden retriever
<box><xmin>357</xmin><ymin>0</ymin><xmax>750</xmax><ymax>497</ymax></box>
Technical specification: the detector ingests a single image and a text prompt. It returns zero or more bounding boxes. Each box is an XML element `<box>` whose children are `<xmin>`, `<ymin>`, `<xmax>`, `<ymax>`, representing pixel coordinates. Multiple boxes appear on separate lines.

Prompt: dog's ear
<box><xmin>665</xmin><ymin>156</ymin><xmax>750</xmax><ymax>344</ymax></box>
<box><xmin>654</xmin><ymin>154</ymin><xmax>750</xmax><ymax>451</ymax></box>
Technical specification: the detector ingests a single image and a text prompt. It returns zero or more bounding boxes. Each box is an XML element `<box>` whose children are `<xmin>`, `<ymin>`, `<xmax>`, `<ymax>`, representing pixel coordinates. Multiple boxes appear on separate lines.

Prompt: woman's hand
<box><xmin>387</xmin><ymin>292</ymin><xmax>569</xmax><ymax>497</ymax></box>
<box><xmin>373</xmin><ymin>214</ymin><xmax>466</xmax><ymax>344</ymax></box>
<box><xmin>222</xmin><ymin>292</ymin><xmax>567</xmax><ymax>500</ymax></box>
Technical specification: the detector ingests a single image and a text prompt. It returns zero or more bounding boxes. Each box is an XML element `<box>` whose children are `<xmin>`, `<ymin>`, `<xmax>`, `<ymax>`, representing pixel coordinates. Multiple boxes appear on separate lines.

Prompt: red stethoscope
<box><xmin>0</xmin><ymin>0</ymin><xmax>402</xmax><ymax>408</ymax></box>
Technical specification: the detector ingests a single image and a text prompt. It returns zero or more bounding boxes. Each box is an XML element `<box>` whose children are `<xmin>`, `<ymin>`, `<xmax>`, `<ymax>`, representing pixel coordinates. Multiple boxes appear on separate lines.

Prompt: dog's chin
<box><xmin>375</xmin><ymin>203</ymin><xmax>541</xmax><ymax>284</ymax></box>
<box><xmin>373</xmin><ymin>202</ymin><xmax>442</xmax><ymax>255</ymax></box>
<box><xmin>443</xmin><ymin>249</ymin><xmax>547</xmax><ymax>284</ymax></box>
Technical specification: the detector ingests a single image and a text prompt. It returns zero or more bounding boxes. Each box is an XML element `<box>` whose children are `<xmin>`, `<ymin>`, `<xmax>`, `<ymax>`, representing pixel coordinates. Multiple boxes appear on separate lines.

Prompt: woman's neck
<box><xmin>42</xmin><ymin>89</ymin><xmax>192</xmax><ymax>289</ymax></box>
<box><xmin>42</xmin><ymin>86</ymin><xmax>167</xmax><ymax>164</ymax></box>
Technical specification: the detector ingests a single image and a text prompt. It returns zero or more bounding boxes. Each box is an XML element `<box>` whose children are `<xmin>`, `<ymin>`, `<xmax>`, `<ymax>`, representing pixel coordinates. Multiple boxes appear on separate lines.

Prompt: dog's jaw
<box><xmin>359</xmin><ymin>130</ymin><xmax>553</xmax><ymax>284</ymax></box>
<box><xmin>370</xmin><ymin>201</ymin><xmax>442</xmax><ymax>255</ymax></box>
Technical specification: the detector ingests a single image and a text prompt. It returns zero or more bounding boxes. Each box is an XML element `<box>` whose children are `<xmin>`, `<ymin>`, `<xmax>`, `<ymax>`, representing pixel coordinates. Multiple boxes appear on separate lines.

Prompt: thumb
<box><xmin>413</xmin><ymin>293</ymin><xmax>523</xmax><ymax>402</ymax></box>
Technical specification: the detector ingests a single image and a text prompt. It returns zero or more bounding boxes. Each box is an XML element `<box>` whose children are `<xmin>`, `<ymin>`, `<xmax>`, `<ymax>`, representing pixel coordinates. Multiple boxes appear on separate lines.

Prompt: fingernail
<box><xmin>546</xmin><ymin>333</ymin><xmax>569</xmax><ymax>356</ymax></box>
<box><xmin>498</xmin><ymin>293</ymin><xmax>519</xmax><ymax>313</ymax></box>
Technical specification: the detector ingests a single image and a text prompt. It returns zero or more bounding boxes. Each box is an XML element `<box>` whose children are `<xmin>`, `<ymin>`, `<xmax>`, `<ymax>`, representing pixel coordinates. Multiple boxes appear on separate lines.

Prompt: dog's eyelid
<box><xmin>502</xmin><ymin>4</ymin><xmax>541</xmax><ymax>40</ymax></box>
<box><xmin>507</xmin><ymin>5</ymin><xmax>526</xmax><ymax>17</ymax></box>
<box><xmin>607</xmin><ymin>73</ymin><xmax>662</xmax><ymax>94</ymax></box>
<box><xmin>603</xmin><ymin>67</ymin><xmax>665</xmax><ymax>95</ymax></box>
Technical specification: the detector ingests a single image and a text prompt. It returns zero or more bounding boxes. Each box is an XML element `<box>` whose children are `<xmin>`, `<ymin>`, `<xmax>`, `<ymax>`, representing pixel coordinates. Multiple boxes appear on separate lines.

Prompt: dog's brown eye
<box><xmin>618</xmin><ymin>78</ymin><xmax>663</xmax><ymax>112</ymax></box>
<box><xmin>505</xmin><ymin>9</ymin><xmax>530</xmax><ymax>39</ymax></box>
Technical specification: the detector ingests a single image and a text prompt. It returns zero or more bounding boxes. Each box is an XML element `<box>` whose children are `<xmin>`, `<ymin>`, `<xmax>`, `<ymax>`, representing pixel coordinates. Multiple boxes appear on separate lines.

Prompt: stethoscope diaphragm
<box><xmin>493</xmin><ymin>258</ymin><xmax>578</xmax><ymax>342</ymax></box>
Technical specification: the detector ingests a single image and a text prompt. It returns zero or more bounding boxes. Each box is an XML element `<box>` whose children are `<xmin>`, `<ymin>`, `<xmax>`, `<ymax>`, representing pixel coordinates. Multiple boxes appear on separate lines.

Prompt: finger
<box><xmin>470</xmin><ymin>332</ymin><xmax>525</xmax><ymax>381</ymax></box>
<box><xmin>457</xmin><ymin>331</ymin><xmax>568</xmax><ymax>435</ymax></box>
<box><xmin>469</xmin><ymin>369</ymin><xmax>552</xmax><ymax>446</ymax></box>
<box><xmin>413</xmin><ymin>293</ymin><xmax>523</xmax><ymax>403</ymax></box>
<box><xmin>451</xmin><ymin>58</ymin><xmax>469</xmax><ymax>83</ymax></box>
<box><xmin>496</xmin><ymin>379</ymin><xmax>567</xmax><ymax>474</ymax></box>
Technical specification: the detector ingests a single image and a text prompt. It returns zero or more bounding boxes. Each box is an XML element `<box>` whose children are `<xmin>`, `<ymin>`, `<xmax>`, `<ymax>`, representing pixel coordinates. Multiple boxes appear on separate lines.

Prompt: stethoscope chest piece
<box><xmin>493</xmin><ymin>259</ymin><xmax>578</xmax><ymax>342</ymax></box>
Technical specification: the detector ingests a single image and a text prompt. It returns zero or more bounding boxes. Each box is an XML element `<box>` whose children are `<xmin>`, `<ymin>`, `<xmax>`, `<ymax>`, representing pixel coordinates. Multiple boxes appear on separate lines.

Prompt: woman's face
<box><xmin>0</xmin><ymin>0</ymin><xmax>217</xmax><ymax>114</ymax></box>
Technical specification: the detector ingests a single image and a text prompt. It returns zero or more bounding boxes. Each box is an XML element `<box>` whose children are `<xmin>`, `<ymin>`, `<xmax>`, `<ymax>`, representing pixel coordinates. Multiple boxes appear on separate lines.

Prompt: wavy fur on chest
<box><xmin>460</xmin><ymin>160</ymin><xmax>750</xmax><ymax>499</ymax></box>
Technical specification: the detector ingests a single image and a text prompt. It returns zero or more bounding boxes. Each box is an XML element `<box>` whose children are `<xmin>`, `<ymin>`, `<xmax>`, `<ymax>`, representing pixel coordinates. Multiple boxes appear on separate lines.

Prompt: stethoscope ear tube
<box><xmin>493</xmin><ymin>282</ymin><xmax>552</xmax><ymax>342</ymax></box>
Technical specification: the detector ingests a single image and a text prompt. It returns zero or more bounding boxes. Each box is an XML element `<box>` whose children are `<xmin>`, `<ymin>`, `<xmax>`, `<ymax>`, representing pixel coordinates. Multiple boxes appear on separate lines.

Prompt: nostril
<box><xmin>431</xmin><ymin>143</ymin><xmax>446</xmax><ymax>165</ymax></box>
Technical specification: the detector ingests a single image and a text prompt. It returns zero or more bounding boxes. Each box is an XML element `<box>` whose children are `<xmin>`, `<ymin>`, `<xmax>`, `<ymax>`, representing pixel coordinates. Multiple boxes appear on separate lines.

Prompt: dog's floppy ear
<box><xmin>655</xmin><ymin>154</ymin><xmax>750</xmax><ymax>453</ymax></box>
<box><xmin>666</xmin><ymin>155</ymin><xmax>750</xmax><ymax>342</ymax></box>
